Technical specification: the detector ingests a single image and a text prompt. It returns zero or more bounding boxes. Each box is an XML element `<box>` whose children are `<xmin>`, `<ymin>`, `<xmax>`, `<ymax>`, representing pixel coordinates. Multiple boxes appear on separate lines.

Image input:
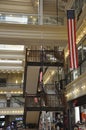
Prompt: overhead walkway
<box><xmin>24</xmin><ymin>49</ymin><xmax>64</xmax><ymax>129</ymax></box>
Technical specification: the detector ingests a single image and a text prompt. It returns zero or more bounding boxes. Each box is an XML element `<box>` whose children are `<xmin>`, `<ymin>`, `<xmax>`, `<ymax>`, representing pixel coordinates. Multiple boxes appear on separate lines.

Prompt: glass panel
<box><xmin>0</xmin><ymin>13</ymin><xmax>64</xmax><ymax>25</ymax></box>
<box><xmin>78</xmin><ymin>44</ymin><xmax>83</xmax><ymax>64</ymax></box>
<box><xmin>82</xmin><ymin>38</ymin><xmax>86</xmax><ymax>60</ymax></box>
<box><xmin>73</xmin><ymin>67</ymin><xmax>80</xmax><ymax>80</ymax></box>
<box><xmin>81</xmin><ymin>60</ymin><xmax>86</xmax><ymax>74</ymax></box>
<box><xmin>71</xmin><ymin>0</ymin><xmax>86</xmax><ymax>20</ymax></box>
<box><xmin>66</xmin><ymin>73</ymin><xmax>71</xmax><ymax>84</ymax></box>
<box><xmin>43</xmin><ymin>15</ymin><xmax>64</xmax><ymax>25</ymax></box>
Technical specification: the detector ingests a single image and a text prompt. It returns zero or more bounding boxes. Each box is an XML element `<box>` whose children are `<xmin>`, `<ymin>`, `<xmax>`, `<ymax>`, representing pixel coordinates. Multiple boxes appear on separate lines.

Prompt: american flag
<box><xmin>67</xmin><ymin>10</ymin><xmax>78</xmax><ymax>69</ymax></box>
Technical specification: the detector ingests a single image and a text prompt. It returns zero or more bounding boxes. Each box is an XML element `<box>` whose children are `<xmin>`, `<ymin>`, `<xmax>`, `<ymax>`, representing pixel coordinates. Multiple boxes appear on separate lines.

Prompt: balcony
<box><xmin>0</xmin><ymin>83</ymin><xmax>23</xmax><ymax>95</ymax></box>
<box><xmin>66</xmin><ymin>72</ymin><xmax>86</xmax><ymax>101</ymax></box>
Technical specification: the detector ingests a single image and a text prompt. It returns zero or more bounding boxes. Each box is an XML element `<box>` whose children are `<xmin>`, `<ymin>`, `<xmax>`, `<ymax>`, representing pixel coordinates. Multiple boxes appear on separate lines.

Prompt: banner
<box><xmin>67</xmin><ymin>10</ymin><xmax>78</xmax><ymax>69</ymax></box>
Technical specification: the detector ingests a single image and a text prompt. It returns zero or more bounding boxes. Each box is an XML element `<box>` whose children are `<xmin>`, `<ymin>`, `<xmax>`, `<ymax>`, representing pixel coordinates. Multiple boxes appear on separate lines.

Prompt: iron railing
<box><xmin>26</xmin><ymin>49</ymin><xmax>64</xmax><ymax>65</ymax></box>
<box><xmin>25</xmin><ymin>93</ymin><xmax>63</xmax><ymax>108</ymax></box>
<box><xmin>44</xmin><ymin>83</ymin><xmax>56</xmax><ymax>94</ymax></box>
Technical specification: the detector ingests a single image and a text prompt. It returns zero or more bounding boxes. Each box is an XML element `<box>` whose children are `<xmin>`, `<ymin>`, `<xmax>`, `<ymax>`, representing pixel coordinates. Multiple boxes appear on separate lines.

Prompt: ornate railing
<box><xmin>26</xmin><ymin>49</ymin><xmax>64</xmax><ymax>66</ymax></box>
<box><xmin>66</xmin><ymin>72</ymin><xmax>86</xmax><ymax>101</ymax></box>
<box><xmin>25</xmin><ymin>93</ymin><xmax>63</xmax><ymax>108</ymax></box>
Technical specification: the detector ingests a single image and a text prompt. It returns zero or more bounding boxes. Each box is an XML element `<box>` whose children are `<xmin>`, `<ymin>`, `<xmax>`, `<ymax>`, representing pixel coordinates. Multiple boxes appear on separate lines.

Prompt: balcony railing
<box><xmin>0</xmin><ymin>101</ymin><xmax>23</xmax><ymax>108</ymax></box>
<box><xmin>25</xmin><ymin>93</ymin><xmax>63</xmax><ymax>109</ymax></box>
<box><xmin>43</xmin><ymin>83</ymin><xmax>56</xmax><ymax>94</ymax></box>
<box><xmin>0</xmin><ymin>107</ymin><xmax>23</xmax><ymax>115</ymax></box>
<box><xmin>26</xmin><ymin>49</ymin><xmax>64</xmax><ymax>66</ymax></box>
<box><xmin>66</xmin><ymin>72</ymin><xmax>86</xmax><ymax>101</ymax></box>
<box><xmin>0</xmin><ymin>83</ymin><xmax>23</xmax><ymax>95</ymax></box>
<box><xmin>65</xmin><ymin>58</ymin><xmax>86</xmax><ymax>85</ymax></box>
<box><xmin>0</xmin><ymin>12</ymin><xmax>64</xmax><ymax>25</ymax></box>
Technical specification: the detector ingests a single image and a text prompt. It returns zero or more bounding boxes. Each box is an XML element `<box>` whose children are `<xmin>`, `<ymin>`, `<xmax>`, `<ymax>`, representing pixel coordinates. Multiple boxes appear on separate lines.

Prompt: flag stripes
<box><xmin>67</xmin><ymin>10</ymin><xmax>78</xmax><ymax>69</ymax></box>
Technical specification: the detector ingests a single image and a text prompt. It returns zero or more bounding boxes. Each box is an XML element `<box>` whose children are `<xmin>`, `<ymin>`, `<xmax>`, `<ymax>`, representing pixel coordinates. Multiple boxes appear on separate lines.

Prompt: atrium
<box><xmin>0</xmin><ymin>0</ymin><xmax>86</xmax><ymax>130</ymax></box>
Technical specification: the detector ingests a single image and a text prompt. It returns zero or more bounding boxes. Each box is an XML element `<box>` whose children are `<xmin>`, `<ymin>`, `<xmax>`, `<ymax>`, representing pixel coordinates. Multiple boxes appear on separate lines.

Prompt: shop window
<box><xmin>75</xmin><ymin>107</ymin><xmax>80</xmax><ymax>123</ymax></box>
<box><xmin>82</xmin><ymin>39</ymin><xmax>86</xmax><ymax>60</ymax></box>
<box><xmin>72</xmin><ymin>0</ymin><xmax>85</xmax><ymax>21</ymax></box>
<box><xmin>81</xmin><ymin>60</ymin><xmax>86</xmax><ymax>74</ymax></box>
<box><xmin>78</xmin><ymin>44</ymin><xmax>83</xmax><ymax>64</ymax></box>
<box><xmin>81</xmin><ymin>105</ymin><xmax>86</xmax><ymax>123</ymax></box>
<box><xmin>0</xmin><ymin>78</ymin><xmax>6</xmax><ymax>87</ymax></box>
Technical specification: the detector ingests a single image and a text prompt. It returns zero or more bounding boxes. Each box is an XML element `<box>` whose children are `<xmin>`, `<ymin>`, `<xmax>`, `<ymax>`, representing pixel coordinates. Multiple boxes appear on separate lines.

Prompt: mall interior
<box><xmin>0</xmin><ymin>0</ymin><xmax>86</xmax><ymax>130</ymax></box>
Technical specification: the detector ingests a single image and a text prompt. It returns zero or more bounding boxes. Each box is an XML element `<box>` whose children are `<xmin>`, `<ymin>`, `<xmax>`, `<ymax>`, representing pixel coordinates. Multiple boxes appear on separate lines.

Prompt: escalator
<box><xmin>26</xmin><ymin>111</ymin><xmax>40</xmax><ymax>129</ymax></box>
<box><xmin>24</xmin><ymin>49</ymin><xmax>64</xmax><ymax>129</ymax></box>
<box><xmin>26</xmin><ymin>66</ymin><xmax>40</xmax><ymax>94</ymax></box>
<box><xmin>24</xmin><ymin>66</ymin><xmax>40</xmax><ymax>129</ymax></box>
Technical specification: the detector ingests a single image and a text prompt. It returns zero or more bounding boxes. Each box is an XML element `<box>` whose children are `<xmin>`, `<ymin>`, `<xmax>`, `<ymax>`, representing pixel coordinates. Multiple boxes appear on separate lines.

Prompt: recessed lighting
<box><xmin>30</xmin><ymin>16</ymin><xmax>33</xmax><ymax>18</ymax></box>
<box><xmin>0</xmin><ymin>59</ymin><xmax>22</xmax><ymax>64</ymax></box>
<box><xmin>9</xmin><ymin>14</ymin><xmax>12</xmax><ymax>17</ymax></box>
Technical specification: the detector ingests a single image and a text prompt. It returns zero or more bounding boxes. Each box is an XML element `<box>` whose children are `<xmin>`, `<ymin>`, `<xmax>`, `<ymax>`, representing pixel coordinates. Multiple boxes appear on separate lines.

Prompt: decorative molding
<box><xmin>66</xmin><ymin>72</ymin><xmax>86</xmax><ymax>101</ymax></box>
<box><xmin>0</xmin><ymin>107</ymin><xmax>24</xmax><ymax>115</ymax></box>
<box><xmin>0</xmin><ymin>23</ymin><xmax>67</xmax><ymax>47</ymax></box>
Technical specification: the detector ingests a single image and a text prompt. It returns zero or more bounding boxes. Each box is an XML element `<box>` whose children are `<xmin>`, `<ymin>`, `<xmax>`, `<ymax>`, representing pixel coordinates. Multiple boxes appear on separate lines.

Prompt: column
<box><xmin>38</xmin><ymin>0</ymin><xmax>43</xmax><ymax>25</ymax></box>
<box><xmin>5</xmin><ymin>94</ymin><xmax>11</xmax><ymax>128</ymax></box>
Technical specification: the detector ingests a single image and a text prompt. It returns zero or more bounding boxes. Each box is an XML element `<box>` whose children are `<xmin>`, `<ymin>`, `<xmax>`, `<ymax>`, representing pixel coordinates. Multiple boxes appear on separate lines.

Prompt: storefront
<box><xmin>68</xmin><ymin>95</ymin><xmax>86</xmax><ymax>130</ymax></box>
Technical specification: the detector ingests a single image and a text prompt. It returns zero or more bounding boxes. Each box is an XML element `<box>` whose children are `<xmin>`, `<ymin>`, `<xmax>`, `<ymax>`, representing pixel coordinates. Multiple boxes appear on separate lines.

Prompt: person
<box><xmin>64</xmin><ymin>115</ymin><xmax>68</xmax><ymax>130</ymax></box>
<box><xmin>55</xmin><ymin>119</ymin><xmax>63</xmax><ymax>130</ymax></box>
<box><xmin>6</xmin><ymin>125</ymin><xmax>11</xmax><ymax>130</ymax></box>
<box><xmin>74</xmin><ymin>124</ymin><xmax>79</xmax><ymax>130</ymax></box>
